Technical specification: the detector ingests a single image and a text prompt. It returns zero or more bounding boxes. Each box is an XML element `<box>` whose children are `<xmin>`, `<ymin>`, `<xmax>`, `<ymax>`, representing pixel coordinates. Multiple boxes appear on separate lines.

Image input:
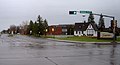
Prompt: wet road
<box><xmin>0</xmin><ymin>34</ymin><xmax>120</xmax><ymax>65</ymax></box>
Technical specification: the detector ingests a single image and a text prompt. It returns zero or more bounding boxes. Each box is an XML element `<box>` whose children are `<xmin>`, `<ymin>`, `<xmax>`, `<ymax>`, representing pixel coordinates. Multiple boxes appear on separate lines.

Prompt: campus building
<box><xmin>47</xmin><ymin>25</ymin><xmax>62</xmax><ymax>35</ymax></box>
<box><xmin>47</xmin><ymin>24</ymin><xmax>74</xmax><ymax>35</ymax></box>
<box><xmin>74</xmin><ymin>22</ymin><xmax>98</xmax><ymax>37</ymax></box>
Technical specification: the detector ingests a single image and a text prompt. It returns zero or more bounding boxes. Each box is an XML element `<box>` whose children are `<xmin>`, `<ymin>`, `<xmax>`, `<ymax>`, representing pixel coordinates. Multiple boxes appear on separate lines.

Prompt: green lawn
<box><xmin>55</xmin><ymin>36</ymin><xmax>120</xmax><ymax>42</ymax></box>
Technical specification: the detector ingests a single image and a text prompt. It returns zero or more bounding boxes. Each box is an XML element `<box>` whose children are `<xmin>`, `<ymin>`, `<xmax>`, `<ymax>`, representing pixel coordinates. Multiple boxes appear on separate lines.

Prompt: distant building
<box><xmin>59</xmin><ymin>24</ymin><xmax>74</xmax><ymax>35</ymax></box>
<box><xmin>74</xmin><ymin>22</ymin><xmax>98</xmax><ymax>37</ymax></box>
<box><xmin>47</xmin><ymin>25</ymin><xmax>62</xmax><ymax>35</ymax></box>
<box><xmin>47</xmin><ymin>24</ymin><xmax>74</xmax><ymax>35</ymax></box>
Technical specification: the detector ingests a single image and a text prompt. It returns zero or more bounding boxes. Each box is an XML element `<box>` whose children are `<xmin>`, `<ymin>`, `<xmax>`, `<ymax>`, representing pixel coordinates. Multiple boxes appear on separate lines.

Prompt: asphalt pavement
<box><xmin>0</xmin><ymin>34</ymin><xmax>120</xmax><ymax>65</ymax></box>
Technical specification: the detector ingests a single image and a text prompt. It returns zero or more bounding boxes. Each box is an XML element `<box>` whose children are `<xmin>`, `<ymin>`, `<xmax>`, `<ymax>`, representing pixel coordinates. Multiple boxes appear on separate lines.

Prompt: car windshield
<box><xmin>0</xmin><ymin>0</ymin><xmax>120</xmax><ymax>65</ymax></box>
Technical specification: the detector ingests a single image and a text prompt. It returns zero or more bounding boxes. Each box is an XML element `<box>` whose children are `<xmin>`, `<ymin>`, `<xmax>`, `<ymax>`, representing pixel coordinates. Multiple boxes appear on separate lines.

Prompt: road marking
<box><xmin>45</xmin><ymin>57</ymin><xmax>58</xmax><ymax>65</ymax></box>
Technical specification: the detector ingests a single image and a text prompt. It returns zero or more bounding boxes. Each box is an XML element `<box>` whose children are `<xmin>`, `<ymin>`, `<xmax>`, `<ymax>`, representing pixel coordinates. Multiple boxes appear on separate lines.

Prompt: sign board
<box><xmin>100</xmin><ymin>32</ymin><xmax>114</xmax><ymax>38</ymax></box>
<box><xmin>80</xmin><ymin>11</ymin><xmax>92</xmax><ymax>14</ymax></box>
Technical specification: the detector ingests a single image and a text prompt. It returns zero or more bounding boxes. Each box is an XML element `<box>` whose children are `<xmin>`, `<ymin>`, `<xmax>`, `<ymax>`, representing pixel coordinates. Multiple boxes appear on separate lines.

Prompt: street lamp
<box><xmin>45</xmin><ymin>29</ymin><xmax>48</xmax><ymax>36</ymax></box>
<box><xmin>52</xmin><ymin>28</ymin><xmax>55</xmax><ymax>33</ymax></box>
<box><xmin>30</xmin><ymin>30</ymin><xmax>32</xmax><ymax>35</ymax></box>
<box><xmin>39</xmin><ymin>31</ymin><xmax>40</xmax><ymax>35</ymax></box>
<box><xmin>46</xmin><ymin>29</ymin><xmax>48</xmax><ymax>32</ymax></box>
<box><xmin>52</xmin><ymin>28</ymin><xmax>55</xmax><ymax>38</ymax></box>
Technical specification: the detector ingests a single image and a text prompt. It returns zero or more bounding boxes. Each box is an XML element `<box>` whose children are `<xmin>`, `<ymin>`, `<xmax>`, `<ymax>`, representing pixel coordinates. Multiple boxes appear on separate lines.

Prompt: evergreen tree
<box><xmin>33</xmin><ymin>21</ymin><xmax>39</xmax><ymax>35</ymax></box>
<box><xmin>29</xmin><ymin>20</ymin><xmax>34</xmax><ymax>30</ymax></box>
<box><xmin>43</xmin><ymin>19</ymin><xmax>48</xmax><ymax>28</ymax></box>
<box><xmin>42</xmin><ymin>19</ymin><xmax>48</xmax><ymax>35</ymax></box>
<box><xmin>37</xmin><ymin>15</ymin><xmax>43</xmax><ymax>23</ymax></box>
<box><xmin>88</xmin><ymin>13</ymin><xmax>95</xmax><ymax>23</ymax></box>
<box><xmin>98</xmin><ymin>14</ymin><xmax>105</xmax><ymax>30</ymax></box>
<box><xmin>28</xmin><ymin>20</ymin><xmax>33</xmax><ymax>34</ymax></box>
<box><xmin>37</xmin><ymin>15</ymin><xmax>48</xmax><ymax>35</ymax></box>
<box><xmin>37</xmin><ymin>15</ymin><xmax>44</xmax><ymax>35</ymax></box>
<box><xmin>27</xmin><ymin>15</ymin><xmax>49</xmax><ymax>36</ymax></box>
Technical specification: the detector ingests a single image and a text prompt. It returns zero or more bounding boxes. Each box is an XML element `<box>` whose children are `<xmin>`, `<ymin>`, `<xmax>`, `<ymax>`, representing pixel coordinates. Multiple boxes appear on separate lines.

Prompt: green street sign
<box><xmin>80</xmin><ymin>11</ymin><xmax>92</xmax><ymax>14</ymax></box>
<box><xmin>69</xmin><ymin>11</ymin><xmax>77</xmax><ymax>15</ymax></box>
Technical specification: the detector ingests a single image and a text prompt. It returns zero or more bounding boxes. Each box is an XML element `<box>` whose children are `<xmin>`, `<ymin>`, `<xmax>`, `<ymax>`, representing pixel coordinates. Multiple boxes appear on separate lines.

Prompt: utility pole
<box><xmin>113</xmin><ymin>17</ymin><xmax>116</xmax><ymax>46</ymax></box>
<box><xmin>92</xmin><ymin>13</ymin><xmax>116</xmax><ymax>44</ymax></box>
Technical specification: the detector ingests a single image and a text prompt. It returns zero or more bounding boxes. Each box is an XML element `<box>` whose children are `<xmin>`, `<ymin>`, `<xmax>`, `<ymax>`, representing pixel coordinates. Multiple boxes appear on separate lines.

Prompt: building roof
<box><xmin>75</xmin><ymin>22</ymin><xmax>98</xmax><ymax>31</ymax></box>
<box><xmin>90</xmin><ymin>23</ymin><xmax>98</xmax><ymax>31</ymax></box>
<box><xmin>75</xmin><ymin>23</ymin><xmax>89</xmax><ymax>31</ymax></box>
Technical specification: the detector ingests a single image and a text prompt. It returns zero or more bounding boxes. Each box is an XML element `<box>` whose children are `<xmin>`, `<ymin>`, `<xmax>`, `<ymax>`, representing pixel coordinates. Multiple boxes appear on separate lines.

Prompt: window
<box><xmin>76</xmin><ymin>31</ymin><xmax>77</xmax><ymax>34</ymax></box>
<box><xmin>62</xmin><ymin>29</ymin><xmax>67</xmax><ymax>32</ymax></box>
<box><xmin>87</xmin><ymin>29</ymin><xmax>94</xmax><ymax>36</ymax></box>
<box><xmin>79</xmin><ymin>31</ymin><xmax>81</xmax><ymax>34</ymax></box>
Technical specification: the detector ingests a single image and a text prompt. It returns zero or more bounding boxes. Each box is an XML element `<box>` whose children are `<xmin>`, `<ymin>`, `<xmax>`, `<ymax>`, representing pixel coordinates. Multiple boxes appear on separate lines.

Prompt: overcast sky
<box><xmin>0</xmin><ymin>0</ymin><xmax>120</xmax><ymax>31</ymax></box>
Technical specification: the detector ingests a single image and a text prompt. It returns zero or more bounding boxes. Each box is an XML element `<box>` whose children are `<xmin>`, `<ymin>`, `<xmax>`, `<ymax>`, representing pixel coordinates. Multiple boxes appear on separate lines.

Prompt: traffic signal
<box><xmin>69</xmin><ymin>11</ymin><xmax>77</xmax><ymax>15</ymax></box>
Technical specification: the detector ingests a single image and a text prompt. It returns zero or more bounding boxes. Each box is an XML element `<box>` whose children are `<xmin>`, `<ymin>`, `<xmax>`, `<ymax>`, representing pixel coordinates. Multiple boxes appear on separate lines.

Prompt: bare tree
<box><xmin>19</xmin><ymin>21</ymin><xmax>29</xmax><ymax>35</ymax></box>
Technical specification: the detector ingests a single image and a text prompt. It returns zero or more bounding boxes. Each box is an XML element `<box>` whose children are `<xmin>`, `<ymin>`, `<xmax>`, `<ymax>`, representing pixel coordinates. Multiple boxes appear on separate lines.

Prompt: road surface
<box><xmin>0</xmin><ymin>34</ymin><xmax>120</xmax><ymax>65</ymax></box>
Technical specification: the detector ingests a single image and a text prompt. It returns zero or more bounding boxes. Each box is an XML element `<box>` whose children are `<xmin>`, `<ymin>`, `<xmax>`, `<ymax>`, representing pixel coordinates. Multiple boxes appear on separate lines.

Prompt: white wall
<box><xmin>74</xmin><ymin>30</ymin><xmax>97</xmax><ymax>37</ymax></box>
<box><xmin>74</xmin><ymin>31</ymin><xmax>82</xmax><ymax>36</ymax></box>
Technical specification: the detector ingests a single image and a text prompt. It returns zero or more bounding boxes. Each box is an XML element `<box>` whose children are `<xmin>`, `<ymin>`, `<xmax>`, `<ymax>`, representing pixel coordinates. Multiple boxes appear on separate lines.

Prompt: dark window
<box><xmin>79</xmin><ymin>31</ymin><xmax>81</xmax><ymax>34</ymax></box>
<box><xmin>79</xmin><ymin>26</ymin><xmax>81</xmax><ymax>28</ymax></box>
<box><xmin>76</xmin><ymin>31</ymin><xmax>77</xmax><ymax>34</ymax></box>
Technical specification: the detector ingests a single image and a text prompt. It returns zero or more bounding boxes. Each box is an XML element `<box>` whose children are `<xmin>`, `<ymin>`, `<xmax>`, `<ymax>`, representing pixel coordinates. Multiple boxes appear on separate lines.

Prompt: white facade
<box><xmin>74</xmin><ymin>31</ymin><xmax>83</xmax><ymax>36</ymax></box>
<box><xmin>74</xmin><ymin>24</ymin><xmax>97</xmax><ymax>37</ymax></box>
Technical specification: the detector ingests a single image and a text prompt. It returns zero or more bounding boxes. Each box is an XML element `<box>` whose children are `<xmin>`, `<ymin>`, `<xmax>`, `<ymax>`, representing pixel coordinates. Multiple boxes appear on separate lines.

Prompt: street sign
<box><xmin>69</xmin><ymin>10</ymin><xmax>92</xmax><ymax>15</ymax></box>
<box><xmin>80</xmin><ymin>11</ymin><xmax>92</xmax><ymax>14</ymax></box>
<box><xmin>69</xmin><ymin>11</ymin><xmax>77</xmax><ymax>15</ymax></box>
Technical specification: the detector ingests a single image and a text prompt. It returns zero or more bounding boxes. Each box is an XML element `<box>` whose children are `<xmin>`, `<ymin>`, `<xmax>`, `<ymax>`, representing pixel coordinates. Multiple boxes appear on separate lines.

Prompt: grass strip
<box><xmin>55</xmin><ymin>36</ymin><xmax>120</xmax><ymax>42</ymax></box>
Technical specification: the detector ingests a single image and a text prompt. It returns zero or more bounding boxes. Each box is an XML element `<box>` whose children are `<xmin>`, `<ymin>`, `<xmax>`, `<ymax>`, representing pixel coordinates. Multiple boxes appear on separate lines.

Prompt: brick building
<box><xmin>47</xmin><ymin>24</ymin><xmax>74</xmax><ymax>35</ymax></box>
<box><xmin>47</xmin><ymin>25</ymin><xmax>62</xmax><ymax>35</ymax></box>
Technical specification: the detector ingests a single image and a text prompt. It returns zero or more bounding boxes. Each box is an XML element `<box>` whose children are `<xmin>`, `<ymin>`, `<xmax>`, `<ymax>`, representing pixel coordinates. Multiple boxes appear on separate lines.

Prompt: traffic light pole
<box><xmin>93</xmin><ymin>13</ymin><xmax>116</xmax><ymax>45</ymax></box>
<box><xmin>69</xmin><ymin>11</ymin><xmax>117</xmax><ymax>45</ymax></box>
<box><xmin>113</xmin><ymin>17</ymin><xmax>116</xmax><ymax>46</ymax></box>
